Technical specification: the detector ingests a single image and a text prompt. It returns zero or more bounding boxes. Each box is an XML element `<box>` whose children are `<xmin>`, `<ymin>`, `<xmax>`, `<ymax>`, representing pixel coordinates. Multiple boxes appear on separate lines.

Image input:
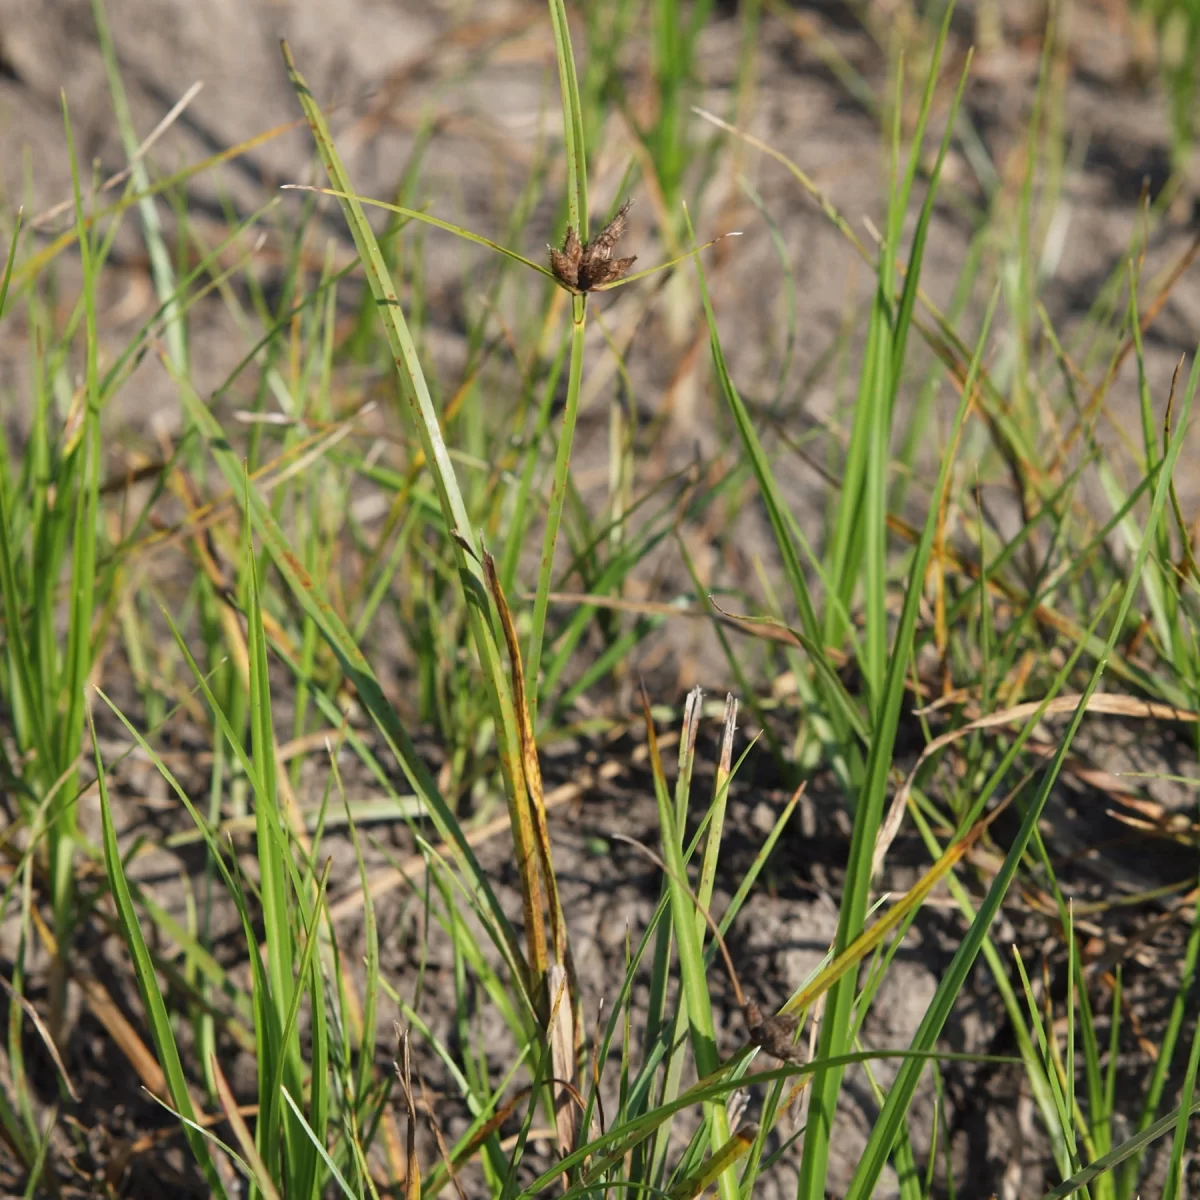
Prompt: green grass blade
<box><xmin>640</xmin><ymin>693</ymin><xmax>738</xmax><ymax>1200</ymax></box>
<box><xmin>1118</xmin><ymin>880</ymin><xmax>1200</xmax><ymax>1195</ymax></box>
<box><xmin>0</xmin><ymin>215</ymin><xmax>54</xmax><ymax>777</ymax></box>
<box><xmin>545</xmin><ymin>0</ymin><xmax>587</xmax><ymax>238</ymax></box>
<box><xmin>527</xmin><ymin>308</ymin><xmax>586</xmax><ymax>727</ymax></box>
<box><xmin>683</xmin><ymin>204</ymin><xmax>855</xmax><ymax>796</ymax></box>
<box><xmin>280</xmin><ymin>187</ymin><xmax>555</xmax><ymax>282</ymax></box>
<box><xmin>281</xmin><ymin>42</ymin><xmax>550</xmax><ymax>1004</ymax></box>
<box><xmin>90</xmin><ymin>0</ymin><xmax>187</xmax><ymax>374</ymax></box>
<box><xmin>1161</xmin><ymin>922</ymin><xmax>1200</xmax><ymax>1200</ymax></box>
<box><xmin>279</xmin><ymin>1087</ymin><xmax>359</xmax><ymax>1200</ymax></box>
<box><xmin>1042</xmin><ymin>1093</ymin><xmax>1200</xmax><ymax>1200</ymax></box>
<box><xmin>525</xmin><ymin>0</ymin><xmax>593</xmax><ymax>726</ymax></box>
<box><xmin>89</xmin><ymin>704</ymin><xmax>230</xmax><ymax>1198</ymax></box>
<box><xmin>241</xmin><ymin>512</ymin><xmax>311</xmax><ymax>1195</ymax></box>
<box><xmin>163</xmin><ymin>355</ymin><xmax>529</xmax><ymax>993</ymax></box>
<box><xmin>52</xmin><ymin>95</ymin><xmax>104</xmax><ymax>1029</ymax></box>
<box><xmin>799</xmin><ymin>279</ymin><xmax>997</xmax><ymax>1199</ymax></box>
<box><xmin>844</xmin><ymin>346</ymin><xmax>1199</xmax><ymax>1200</ymax></box>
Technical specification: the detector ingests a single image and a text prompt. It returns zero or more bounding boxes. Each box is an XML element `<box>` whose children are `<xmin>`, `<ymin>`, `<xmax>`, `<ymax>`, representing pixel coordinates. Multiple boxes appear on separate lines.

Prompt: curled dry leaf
<box><xmin>872</xmin><ymin>691</ymin><xmax>1200</xmax><ymax>878</ymax></box>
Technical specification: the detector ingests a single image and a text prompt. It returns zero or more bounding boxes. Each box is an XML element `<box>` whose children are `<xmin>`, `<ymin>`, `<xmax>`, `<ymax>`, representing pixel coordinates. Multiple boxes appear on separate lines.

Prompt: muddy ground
<box><xmin>2</xmin><ymin>0</ymin><xmax>1200</xmax><ymax>1196</ymax></box>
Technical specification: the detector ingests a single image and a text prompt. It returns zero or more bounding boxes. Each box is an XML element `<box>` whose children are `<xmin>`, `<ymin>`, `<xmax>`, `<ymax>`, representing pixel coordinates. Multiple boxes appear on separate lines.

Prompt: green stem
<box><xmin>528</xmin><ymin>296</ymin><xmax>586</xmax><ymax>726</ymax></box>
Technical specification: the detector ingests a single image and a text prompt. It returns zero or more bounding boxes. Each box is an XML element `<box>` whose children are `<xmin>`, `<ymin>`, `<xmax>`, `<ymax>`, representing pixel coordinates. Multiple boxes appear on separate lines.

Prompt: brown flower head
<box><xmin>549</xmin><ymin>199</ymin><xmax>637</xmax><ymax>292</ymax></box>
<box><xmin>742</xmin><ymin>1001</ymin><xmax>805</xmax><ymax>1065</ymax></box>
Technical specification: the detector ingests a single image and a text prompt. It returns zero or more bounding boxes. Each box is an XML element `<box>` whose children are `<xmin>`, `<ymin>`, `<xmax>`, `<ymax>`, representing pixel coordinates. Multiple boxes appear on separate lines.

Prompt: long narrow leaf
<box><xmin>89</xmin><ymin>705</ymin><xmax>230</xmax><ymax>1199</ymax></box>
<box><xmin>844</xmin><ymin>348</ymin><xmax>1199</xmax><ymax>1199</ymax></box>
<box><xmin>281</xmin><ymin>42</ymin><xmax>547</xmax><ymax>1005</ymax></box>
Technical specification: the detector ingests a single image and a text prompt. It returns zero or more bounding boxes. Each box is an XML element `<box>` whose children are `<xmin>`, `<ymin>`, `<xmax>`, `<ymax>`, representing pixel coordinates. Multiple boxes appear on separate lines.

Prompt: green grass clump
<box><xmin>2</xmin><ymin>1</ymin><xmax>1200</xmax><ymax>1197</ymax></box>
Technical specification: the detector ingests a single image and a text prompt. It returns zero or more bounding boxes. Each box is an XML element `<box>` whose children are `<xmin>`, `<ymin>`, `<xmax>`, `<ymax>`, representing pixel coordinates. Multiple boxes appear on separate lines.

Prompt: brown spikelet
<box><xmin>743</xmin><ymin>1001</ymin><xmax>806</xmax><ymax>1066</ymax></box>
<box><xmin>548</xmin><ymin>225</ymin><xmax>582</xmax><ymax>290</ymax></box>
<box><xmin>549</xmin><ymin>199</ymin><xmax>637</xmax><ymax>292</ymax></box>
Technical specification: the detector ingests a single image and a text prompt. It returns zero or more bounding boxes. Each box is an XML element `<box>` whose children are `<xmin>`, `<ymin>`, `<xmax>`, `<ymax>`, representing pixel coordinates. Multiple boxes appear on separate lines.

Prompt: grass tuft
<box><xmin>3</xmin><ymin>2</ymin><xmax>1200</xmax><ymax>1197</ymax></box>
